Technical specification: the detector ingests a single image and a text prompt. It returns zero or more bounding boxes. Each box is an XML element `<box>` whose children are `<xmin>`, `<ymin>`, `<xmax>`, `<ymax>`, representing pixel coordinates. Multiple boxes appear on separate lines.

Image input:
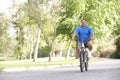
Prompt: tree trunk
<box><xmin>59</xmin><ymin>42</ymin><xmax>65</xmax><ymax>57</ymax></box>
<box><xmin>48</xmin><ymin>26</ymin><xmax>56</xmax><ymax>62</ymax></box>
<box><xmin>49</xmin><ymin>50</ymin><xmax>52</xmax><ymax>62</ymax></box>
<box><xmin>66</xmin><ymin>40</ymin><xmax>72</xmax><ymax>59</ymax></box>
<box><xmin>48</xmin><ymin>38</ymin><xmax>56</xmax><ymax>62</ymax></box>
<box><xmin>59</xmin><ymin>37</ymin><xmax>66</xmax><ymax>58</ymax></box>
<box><xmin>33</xmin><ymin>28</ymin><xmax>41</xmax><ymax>62</ymax></box>
<box><xmin>19</xmin><ymin>52</ymin><xmax>22</xmax><ymax>60</ymax></box>
<box><xmin>49</xmin><ymin>43</ymin><xmax>54</xmax><ymax>62</ymax></box>
<box><xmin>29</xmin><ymin>50</ymin><xmax>33</xmax><ymax>59</ymax></box>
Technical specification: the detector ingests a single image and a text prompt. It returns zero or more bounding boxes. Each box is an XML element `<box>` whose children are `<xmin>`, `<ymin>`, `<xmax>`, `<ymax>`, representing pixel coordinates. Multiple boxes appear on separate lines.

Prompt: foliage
<box><xmin>57</xmin><ymin>0</ymin><xmax>85</xmax><ymax>39</ymax></box>
<box><xmin>0</xmin><ymin>13</ymin><xmax>14</xmax><ymax>58</ymax></box>
<box><xmin>110</xmin><ymin>37</ymin><xmax>120</xmax><ymax>58</ymax></box>
<box><xmin>38</xmin><ymin>46</ymin><xmax>50</xmax><ymax>57</ymax></box>
<box><xmin>12</xmin><ymin>2</ymin><xmax>38</xmax><ymax>60</ymax></box>
<box><xmin>57</xmin><ymin>0</ymin><xmax>120</xmax><ymax>58</ymax></box>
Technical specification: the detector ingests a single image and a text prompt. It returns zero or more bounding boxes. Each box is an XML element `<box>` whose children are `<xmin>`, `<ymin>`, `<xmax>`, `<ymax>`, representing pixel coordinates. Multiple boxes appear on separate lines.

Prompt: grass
<box><xmin>0</xmin><ymin>57</ymin><xmax>101</xmax><ymax>70</ymax></box>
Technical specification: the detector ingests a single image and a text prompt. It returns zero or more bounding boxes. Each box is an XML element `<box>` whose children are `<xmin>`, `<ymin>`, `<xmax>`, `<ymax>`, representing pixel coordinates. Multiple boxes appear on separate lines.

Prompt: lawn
<box><xmin>0</xmin><ymin>57</ymin><xmax>101</xmax><ymax>70</ymax></box>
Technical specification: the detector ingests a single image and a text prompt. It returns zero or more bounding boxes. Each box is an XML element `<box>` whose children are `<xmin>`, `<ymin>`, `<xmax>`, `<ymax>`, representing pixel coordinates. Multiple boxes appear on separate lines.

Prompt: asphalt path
<box><xmin>0</xmin><ymin>59</ymin><xmax>120</xmax><ymax>80</ymax></box>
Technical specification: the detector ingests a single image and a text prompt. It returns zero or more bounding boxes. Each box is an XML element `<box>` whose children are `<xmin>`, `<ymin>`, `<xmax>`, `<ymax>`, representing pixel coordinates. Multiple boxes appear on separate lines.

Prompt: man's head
<box><xmin>81</xmin><ymin>19</ymin><xmax>87</xmax><ymax>27</ymax></box>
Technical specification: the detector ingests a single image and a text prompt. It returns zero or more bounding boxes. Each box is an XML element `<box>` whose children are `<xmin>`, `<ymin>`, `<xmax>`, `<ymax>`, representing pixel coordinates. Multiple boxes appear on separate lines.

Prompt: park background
<box><xmin>0</xmin><ymin>0</ymin><xmax>120</xmax><ymax>64</ymax></box>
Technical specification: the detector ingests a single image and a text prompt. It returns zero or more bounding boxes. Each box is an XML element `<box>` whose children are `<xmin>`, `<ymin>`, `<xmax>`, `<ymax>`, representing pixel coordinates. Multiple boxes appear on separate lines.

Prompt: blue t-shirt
<box><xmin>74</xmin><ymin>26</ymin><xmax>94</xmax><ymax>42</ymax></box>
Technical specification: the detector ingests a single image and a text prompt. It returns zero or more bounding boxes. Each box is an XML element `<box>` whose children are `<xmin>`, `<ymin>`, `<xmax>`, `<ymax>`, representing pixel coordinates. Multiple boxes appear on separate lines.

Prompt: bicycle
<box><xmin>79</xmin><ymin>40</ymin><xmax>89</xmax><ymax>72</ymax></box>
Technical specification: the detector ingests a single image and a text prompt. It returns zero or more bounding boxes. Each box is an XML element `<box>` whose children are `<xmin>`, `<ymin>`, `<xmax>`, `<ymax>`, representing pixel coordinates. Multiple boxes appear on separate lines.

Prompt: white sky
<box><xmin>0</xmin><ymin>0</ymin><xmax>27</xmax><ymax>16</ymax></box>
<box><xmin>0</xmin><ymin>0</ymin><xmax>12</xmax><ymax>14</ymax></box>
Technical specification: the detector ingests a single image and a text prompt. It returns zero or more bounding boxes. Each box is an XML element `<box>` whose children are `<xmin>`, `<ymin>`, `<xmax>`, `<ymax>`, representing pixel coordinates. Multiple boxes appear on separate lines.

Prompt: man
<box><xmin>72</xmin><ymin>19</ymin><xmax>94</xmax><ymax>58</ymax></box>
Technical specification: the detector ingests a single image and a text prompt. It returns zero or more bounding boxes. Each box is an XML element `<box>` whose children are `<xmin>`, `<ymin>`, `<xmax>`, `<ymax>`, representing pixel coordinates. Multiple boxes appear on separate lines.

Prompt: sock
<box><xmin>88</xmin><ymin>51</ymin><xmax>92</xmax><ymax>58</ymax></box>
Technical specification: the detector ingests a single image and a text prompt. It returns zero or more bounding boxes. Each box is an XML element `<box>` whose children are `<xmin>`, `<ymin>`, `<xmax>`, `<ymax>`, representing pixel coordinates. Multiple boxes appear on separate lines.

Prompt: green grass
<box><xmin>0</xmin><ymin>58</ymin><xmax>101</xmax><ymax>70</ymax></box>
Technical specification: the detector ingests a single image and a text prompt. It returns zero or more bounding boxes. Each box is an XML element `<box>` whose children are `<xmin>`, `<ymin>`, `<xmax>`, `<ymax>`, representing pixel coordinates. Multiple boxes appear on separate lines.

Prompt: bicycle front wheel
<box><xmin>80</xmin><ymin>50</ymin><xmax>85</xmax><ymax>72</ymax></box>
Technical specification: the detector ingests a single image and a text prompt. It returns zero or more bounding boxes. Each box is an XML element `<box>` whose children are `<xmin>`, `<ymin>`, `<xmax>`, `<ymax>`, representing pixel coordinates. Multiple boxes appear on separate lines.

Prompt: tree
<box><xmin>57</xmin><ymin>0</ymin><xmax>120</xmax><ymax>57</ymax></box>
<box><xmin>12</xmin><ymin>1</ymin><xmax>38</xmax><ymax>60</ymax></box>
<box><xmin>28</xmin><ymin>0</ymin><xmax>60</xmax><ymax>61</ymax></box>
<box><xmin>57</xmin><ymin>0</ymin><xmax>90</xmax><ymax>58</ymax></box>
<box><xmin>0</xmin><ymin>13</ymin><xmax>12</xmax><ymax>59</ymax></box>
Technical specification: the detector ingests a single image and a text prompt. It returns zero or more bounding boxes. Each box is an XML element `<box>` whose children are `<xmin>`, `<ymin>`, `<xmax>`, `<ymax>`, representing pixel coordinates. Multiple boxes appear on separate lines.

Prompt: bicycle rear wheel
<box><xmin>85</xmin><ymin>51</ymin><xmax>88</xmax><ymax>71</ymax></box>
<box><xmin>85</xmin><ymin>62</ymin><xmax>88</xmax><ymax>71</ymax></box>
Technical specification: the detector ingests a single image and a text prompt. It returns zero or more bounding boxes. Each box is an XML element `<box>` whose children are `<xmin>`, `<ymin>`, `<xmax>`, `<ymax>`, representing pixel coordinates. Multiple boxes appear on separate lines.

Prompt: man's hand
<box><xmin>72</xmin><ymin>34</ymin><xmax>76</xmax><ymax>41</ymax></box>
<box><xmin>72</xmin><ymin>37</ymin><xmax>75</xmax><ymax>41</ymax></box>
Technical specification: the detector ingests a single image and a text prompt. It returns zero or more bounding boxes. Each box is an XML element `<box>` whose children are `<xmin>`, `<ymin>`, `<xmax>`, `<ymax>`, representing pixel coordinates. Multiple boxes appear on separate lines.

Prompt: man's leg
<box><xmin>77</xmin><ymin>45</ymin><xmax>81</xmax><ymax>58</ymax></box>
<box><xmin>87</xmin><ymin>41</ymin><xmax>93</xmax><ymax>58</ymax></box>
<box><xmin>77</xmin><ymin>42</ymin><xmax>82</xmax><ymax>58</ymax></box>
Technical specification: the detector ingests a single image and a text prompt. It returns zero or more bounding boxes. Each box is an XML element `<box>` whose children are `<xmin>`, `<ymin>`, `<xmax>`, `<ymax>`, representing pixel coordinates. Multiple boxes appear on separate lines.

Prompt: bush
<box><xmin>115</xmin><ymin>37</ymin><xmax>120</xmax><ymax>50</ymax></box>
<box><xmin>38</xmin><ymin>46</ymin><xmax>50</xmax><ymax>58</ymax></box>
<box><xmin>93</xmin><ymin>44</ymin><xmax>113</xmax><ymax>57</ymax></box>
<box><xmin>110</xmin><ymin>51</ymin><xmax>120</xmax><ymax>59</ymax></box>
<box><xmin>110</xmin><ymin>37</ymin><xmax>120</xmax><ymax>59</ymax></box>
<box><xmin>93</xmin><ymin>47</ymin><xmax>113</xmax><ymax>58</ymax></box>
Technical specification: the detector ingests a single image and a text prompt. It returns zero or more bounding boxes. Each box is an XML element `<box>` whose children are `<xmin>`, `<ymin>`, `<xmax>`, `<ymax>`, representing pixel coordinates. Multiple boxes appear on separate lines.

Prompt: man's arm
<box><xmin>90</xmin><ymin>34</ymin><xmax>94</xmax><ymax>41</ymax></box>
<box><xmin>89</xmin><ymin>27</ymin><xmax>94</xmax><ymax>41</ymax></box>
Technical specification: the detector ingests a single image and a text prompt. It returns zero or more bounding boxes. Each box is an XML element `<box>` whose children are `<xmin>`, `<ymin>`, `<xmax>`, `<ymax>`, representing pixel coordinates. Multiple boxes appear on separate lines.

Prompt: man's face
<box><xmin>81</xmin><ymin>20</ymin><xmax>87</xmax><ymax>27</ymax></box>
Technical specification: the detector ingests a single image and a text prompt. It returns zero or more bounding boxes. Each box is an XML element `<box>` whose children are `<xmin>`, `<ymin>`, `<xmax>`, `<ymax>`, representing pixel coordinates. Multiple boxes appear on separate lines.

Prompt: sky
<box><xmin>0</xmin><ymin>0</ymin><xmax>12</xmax><ymax>15</ymax></box>
<box><xmin>0</xmin><ymin>0</ymin><xmax>27</xmax><ymax>16</ymax></box>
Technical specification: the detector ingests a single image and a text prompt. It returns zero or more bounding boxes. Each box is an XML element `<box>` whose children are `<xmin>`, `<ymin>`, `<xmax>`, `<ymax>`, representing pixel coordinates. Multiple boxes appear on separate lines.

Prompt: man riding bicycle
<box><xmin>72</xmin><ymin>19</ymin><xmax>94</xmax><ymax>59</ymax></box>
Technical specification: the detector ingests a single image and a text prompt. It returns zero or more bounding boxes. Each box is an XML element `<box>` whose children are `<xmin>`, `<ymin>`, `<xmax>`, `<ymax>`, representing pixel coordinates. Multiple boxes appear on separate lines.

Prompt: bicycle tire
<box><xmin>80</xmin><ymin>50</ymin><xmax>85</xmax><ymax>72</ymax></box>
<box><xmin>85</xmin><ymin>62</ymin><xmax>88</xmax><ymax>71</ymax></box>
<box><xmin>85</xmin><ymin>51</ymin><xmax>88</xmax><ymax>71</ymax></box>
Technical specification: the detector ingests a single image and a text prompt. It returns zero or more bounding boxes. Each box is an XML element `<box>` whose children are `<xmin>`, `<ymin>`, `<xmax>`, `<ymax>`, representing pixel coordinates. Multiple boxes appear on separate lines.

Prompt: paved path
<box><xmin>0</xmin><ymin>59</ymin><xmax>120</xmax><ymax>80</ymax></box>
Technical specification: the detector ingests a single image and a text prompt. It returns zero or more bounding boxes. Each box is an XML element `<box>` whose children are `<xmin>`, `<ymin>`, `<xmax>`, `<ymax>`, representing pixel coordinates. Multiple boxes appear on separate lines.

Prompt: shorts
<box><xmin>78</xmin><ymin>40</ymin><xmax>90</xmax><ymax>48</ymax></box>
